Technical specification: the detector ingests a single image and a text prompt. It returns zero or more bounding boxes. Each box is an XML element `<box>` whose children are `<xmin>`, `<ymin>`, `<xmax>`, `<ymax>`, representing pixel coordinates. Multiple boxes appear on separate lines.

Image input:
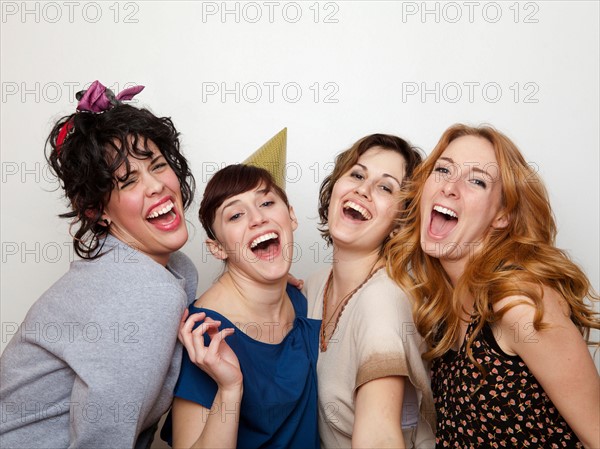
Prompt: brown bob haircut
<box><xmin>199</xmin><ymin>164</ymin><xmax>289</xmax><ymax>240</ymax></box>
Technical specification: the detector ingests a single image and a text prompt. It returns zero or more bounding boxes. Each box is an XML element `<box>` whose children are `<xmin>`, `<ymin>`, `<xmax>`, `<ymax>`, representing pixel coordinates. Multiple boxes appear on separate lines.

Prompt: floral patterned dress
<box><xmin>432</xmin><ymin>317</ymin><xmax>582</xmax><ymax>448</ymax></box>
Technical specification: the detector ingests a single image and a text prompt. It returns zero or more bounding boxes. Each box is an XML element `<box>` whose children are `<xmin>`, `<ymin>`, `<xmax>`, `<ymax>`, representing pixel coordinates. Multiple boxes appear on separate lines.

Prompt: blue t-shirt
<box><xmin>161</xmin><ymin>285</ymin><xmax>321</xmax><ymax>449</ymax></box>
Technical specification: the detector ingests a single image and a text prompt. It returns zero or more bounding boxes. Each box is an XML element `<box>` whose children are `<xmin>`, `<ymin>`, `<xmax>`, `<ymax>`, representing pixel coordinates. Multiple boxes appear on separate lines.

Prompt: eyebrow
<box><xmin>355</xmin><ymin>163</ymin><xmax>402</xmax><ymax>187</ymax></box>
<box><xmin>221</xmin><ymin>188</ymin><xmax>270</xmax><ymax>211</ymax></box>
<box><xmin>150</xmin><ymin>154</ymin><xmax>163</xmax><ymax>165</ymax></box>
<box><xmin>120</xmin><ymin>153</ymin><xmax>163</xmax><ymax>179</ymax></box>
<box><xmin>437</xmin><ymin>157</ymin><xmax>493</xmax><ymax>178</ymax></box>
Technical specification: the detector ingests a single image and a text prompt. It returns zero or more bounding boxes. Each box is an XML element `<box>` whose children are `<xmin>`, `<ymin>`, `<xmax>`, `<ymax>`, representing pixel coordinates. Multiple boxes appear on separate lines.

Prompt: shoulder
<box><xmin>354</xmin><ymin>270</ymin><xmax>412</xmax><ymax>315</ymax></box>
<box><xmin>287</xmin><ymin>284</ymin><xmax>308</xmax><ymax>317</ymax></box>
<box><xmin>92</xmin><ymin>241</ymin><xmax>193</xmax><ymax>295</ymax></box>
<box><xmin>350</xmin><ymin>271</ymin><xmax>418</xmax><ymax>342</ymax></box>
<box><xmin>67</xmin><ymin>248</ymin><xmax>190</xmax><ymax>315</ymax></box>
<box><xmin>303</xmin><ymin>267</ymin><xmax>330</xmax><ymax>318</ymax></box>
<box><xmin>304</xmin><ymin>267</ymin><xmax>330</xmax><ymax>294</ymax></box>
<box><xmin>493</xmin><ymin>284</ymin><xmax>571</xmax><ymax>325</ymax></box>
<box><xmin>493</xmin><ymin>285</ymin><xmax>578</xmax><ymax>355</ymax></box>
<box><xmin>168</xmin><ymin>251</ymin><xmax>198</xmax><ymax>278</ymax></box>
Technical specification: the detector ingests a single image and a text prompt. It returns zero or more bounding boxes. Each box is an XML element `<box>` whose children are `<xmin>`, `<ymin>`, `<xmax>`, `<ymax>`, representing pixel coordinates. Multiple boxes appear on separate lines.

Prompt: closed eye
<box><xmin>152</xmin><ymin>162</ymin><xmax>168</xmax><ymax>172</ymax></box>
<box><xmin>229</xmin><ymin>212</ymin><xmax>243</xmax><ymax>221</ymax></box>
<box><xmin>119</xmin><ymin>177</ymin><xmax>136</xmax><ymax>189</ymax></box>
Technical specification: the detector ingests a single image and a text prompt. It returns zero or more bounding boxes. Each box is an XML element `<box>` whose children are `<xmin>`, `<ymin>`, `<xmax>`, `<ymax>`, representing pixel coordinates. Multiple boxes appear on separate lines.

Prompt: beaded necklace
<box><xmin>320</xmin><ymin>265</ymin><xmax>384</xmax><ymax>351</ymax></box>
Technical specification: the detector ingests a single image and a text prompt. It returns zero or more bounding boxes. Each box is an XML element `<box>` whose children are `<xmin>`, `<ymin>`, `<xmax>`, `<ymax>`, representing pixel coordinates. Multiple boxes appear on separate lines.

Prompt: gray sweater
<box><xmin>0</xmin><ymin>235</ymin><xmax>198</xmax><ymax>448</ymax></box>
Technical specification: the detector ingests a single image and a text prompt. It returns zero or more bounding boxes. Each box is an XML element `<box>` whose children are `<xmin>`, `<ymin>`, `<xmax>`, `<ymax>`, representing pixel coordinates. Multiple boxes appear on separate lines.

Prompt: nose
<box><xmin>144</xmin><ymin>172</ymin><xmax>165</xmax><ymax>196</ymax></box>
<box><xmin>355</xmin><ymin>180</ymin><xmax>372</xmax><ymax>200</ymax></box>
<box><xmin>441</xmin><ymin>178</ymin><xmax>459</xmax><ymax>198</ymax></box>
<box><xmin>248</xmin><ymin>207</ymin><xmax>267</xmax><ymax>228</ymax></box>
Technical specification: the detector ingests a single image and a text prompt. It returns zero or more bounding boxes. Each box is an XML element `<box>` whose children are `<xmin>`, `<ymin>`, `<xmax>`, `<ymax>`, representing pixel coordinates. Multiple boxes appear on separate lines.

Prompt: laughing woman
<box><xmin>0</xmin><ymin>81</ymin><xmax>198</xmax><ymax>448</ymax></box>
<box><xmin>387</xmin><ymin>124</ymin><xmax>600</xmax><ymax>448</ymax></box>
<box><xmin>304</xmin><ymin>134</ymin><xmax>436</xmax><ymax>448</ymax></box>
<box><xmin>162</xmin><ymin>164</ymin><xmax>320</xmax><ymax>449</ymax></box>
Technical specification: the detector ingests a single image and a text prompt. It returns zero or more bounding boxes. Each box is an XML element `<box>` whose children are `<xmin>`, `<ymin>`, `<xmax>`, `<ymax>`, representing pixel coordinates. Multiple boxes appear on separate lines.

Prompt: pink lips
<box><xmin>146</xmin><ymin>196</ymin><xmax>173</xmax><ymax>218</ymax></box>
<box><xmin>152</xmin><ymin>210</ymin><xmax>181</xmax><ymax>231</ymax></box>
<box><xmin>146</xmin><ymin>196</ymin><xmax>181</xmax><ymax>232</ymax></box>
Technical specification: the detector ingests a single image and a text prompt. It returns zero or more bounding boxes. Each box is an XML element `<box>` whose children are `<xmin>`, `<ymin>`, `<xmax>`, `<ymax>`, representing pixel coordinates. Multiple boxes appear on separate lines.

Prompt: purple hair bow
<box><xmin>56</xmin><ymin>80</ymin><xmax>145</xmax><ymax>154</ymax></box>
<box><xmin>76</xmin><ymin>80</ymin><xmax>144</xmax><ymax>113</ymax></box>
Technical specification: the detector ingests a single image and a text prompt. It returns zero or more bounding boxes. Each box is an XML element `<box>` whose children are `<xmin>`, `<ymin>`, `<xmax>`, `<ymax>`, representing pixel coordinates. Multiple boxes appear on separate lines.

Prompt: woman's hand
<box><xmin>179</xmin><ymin>312</ymin><xmax>243</xmax><ymax>392</ymax></box>
<box><xmin>287</xmin><ymin>273</ymin><xmax>304</xmax><ymax>290</ymax></box>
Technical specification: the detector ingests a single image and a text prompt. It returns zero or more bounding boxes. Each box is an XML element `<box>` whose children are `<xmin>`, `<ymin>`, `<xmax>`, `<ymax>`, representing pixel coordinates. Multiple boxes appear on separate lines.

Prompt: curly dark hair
<box><xmin>199</xmin><ymin>164</ymin><xmax>289</xmax><ymax>241</ymax></box>
<box><xmin>46</xmin><ymin>104</ymin><xmax>195</xmax><ymax>259</ymax></box>
<box><xmin>318</xmin><ymin>133</ymin><xmax>422</xmax><ymax>245</ymax></box>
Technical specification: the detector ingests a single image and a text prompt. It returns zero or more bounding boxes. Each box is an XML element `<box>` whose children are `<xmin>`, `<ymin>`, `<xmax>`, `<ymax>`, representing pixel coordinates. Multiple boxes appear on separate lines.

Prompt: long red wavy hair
<box><xmin>386</xmin><ymin>124</ymin><xmax>599</xmax><ymax>362</ymax></box>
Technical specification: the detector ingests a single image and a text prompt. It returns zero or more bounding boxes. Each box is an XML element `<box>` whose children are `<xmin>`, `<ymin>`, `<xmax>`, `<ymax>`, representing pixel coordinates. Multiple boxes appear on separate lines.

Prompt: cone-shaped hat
<box><xmin>243</xmin><ymin>128</ymin><xmax>287</xmax><ymax>189</ymax></box>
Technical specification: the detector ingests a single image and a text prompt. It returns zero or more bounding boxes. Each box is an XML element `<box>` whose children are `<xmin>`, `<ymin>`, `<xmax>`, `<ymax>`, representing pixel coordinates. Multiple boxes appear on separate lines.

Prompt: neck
<box><xmin>440</xmin><ymin>258</ymin><xmax>466</xmax><ymax>289</ymax></box>
<box><xmin>440</xmin><ymin>259</ymin><xmax>474</xmax><ymax>317</ymax></box>
<box><xmin>330</xmin><ymin>246</ymin><xmax>383</xmax><ymax>299</ymax></box>
<box><xmin>220</xmin><ymin>268</ymin><xmax>288</xmax><ymax>321</ymax></box>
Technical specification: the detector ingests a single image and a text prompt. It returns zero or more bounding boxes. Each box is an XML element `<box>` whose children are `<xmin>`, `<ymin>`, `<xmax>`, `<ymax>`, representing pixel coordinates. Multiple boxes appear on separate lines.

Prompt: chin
<box><xmin>165</xmin><ymin>235</ymin><xmax>189</xmax><ymax>253</ymax></box>
<box><xmin>420</xmin><ymin>239</ymin><xmax>441</xmax><ymax>260</ymax></box>
<box><xmin>260</xmin><ymin>265</ymin><xmax>291</xmax><ymax>282</ymax></box>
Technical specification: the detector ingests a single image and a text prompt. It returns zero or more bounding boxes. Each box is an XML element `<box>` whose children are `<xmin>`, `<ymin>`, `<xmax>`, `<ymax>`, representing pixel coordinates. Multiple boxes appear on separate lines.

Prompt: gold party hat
<box><xmin>243</xmin><ymin>128</ymin><xmax>287</xmax><ymax>189</ymax></box>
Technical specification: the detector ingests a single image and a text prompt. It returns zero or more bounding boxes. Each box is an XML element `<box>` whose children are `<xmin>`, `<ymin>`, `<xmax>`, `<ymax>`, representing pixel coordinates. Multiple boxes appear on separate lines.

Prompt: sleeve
<box><xmin>172</xmin><ymin>340</ymin><xmax>218</xmax><ymax>410</ymax></box>
<box><xmin>303</xmin><ymin>269</ymin><xmax>329</xmax><ymax>320</ymax></box>
<box><xmin>287</xmin><ymin>284</ymin><xmax>308</xmax><ymax>318</ymax></box>
<box><xmin>351</xmin><ymin>277</ymin><xmax>416</xmax><ymax>392</ymax></box>
<box><xmin>62</xmin><ymin>284</ymin><xmax>186</xmax><ymax>448</ymax></box>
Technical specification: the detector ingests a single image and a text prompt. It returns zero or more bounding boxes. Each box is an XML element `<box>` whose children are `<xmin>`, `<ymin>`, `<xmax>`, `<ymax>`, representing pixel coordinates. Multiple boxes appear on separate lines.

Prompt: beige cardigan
<box><xmin>305</xmin><ymin>268</ymin><xmax>435</xmax><ymax>449</ymax></box>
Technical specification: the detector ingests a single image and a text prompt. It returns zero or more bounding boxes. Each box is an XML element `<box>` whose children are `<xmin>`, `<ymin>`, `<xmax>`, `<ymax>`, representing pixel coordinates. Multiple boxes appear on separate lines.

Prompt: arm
<box><xmin>172</xmin><ymin>392</ymin><xmax>241</xmax><ymax>449</ymax></box>
<box><xmin>66</xmin><ymin>285</ymin><xmax>187</xmax><ymax>448</ymax></box>
<box><xmin>172</xmin><ymin>313</ymin><xmax>243</xmax><ymax>448</ymax></box>
<box><xmin>495</xmin><ymin>289</ymin><xmax>600</xmax><ymax>449</ymax></box>
<box><xmin>350</xmin><ymin>277</ymin><xmax>419</xmax><ymax>448</ymax></box>
<box><xmin>353</xmin><ymin>376</ymin><xmax>406</xmax><ymax>449</ymax></box>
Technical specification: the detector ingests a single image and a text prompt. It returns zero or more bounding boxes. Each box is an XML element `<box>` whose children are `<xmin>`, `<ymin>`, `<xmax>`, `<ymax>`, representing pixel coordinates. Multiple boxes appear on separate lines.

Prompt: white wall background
<box><xmin>1</xmin><ymin>0</ymin><xmax>598</xmax><ymax>370</ymax></box>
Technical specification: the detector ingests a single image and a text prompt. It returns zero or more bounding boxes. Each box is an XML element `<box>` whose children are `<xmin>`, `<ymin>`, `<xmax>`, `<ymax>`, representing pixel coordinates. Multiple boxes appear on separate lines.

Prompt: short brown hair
<box><xmin>199</xmin><ymin>164</ymin><xmax>289</xmax><ymax>240</ymax></box>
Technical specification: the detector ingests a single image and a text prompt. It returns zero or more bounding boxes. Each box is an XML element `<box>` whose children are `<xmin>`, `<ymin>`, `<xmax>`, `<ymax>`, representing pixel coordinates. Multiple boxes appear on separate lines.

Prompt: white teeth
<box><xmin>433</xmin><ymin>205</ymin><xmax>458</xmax><ymax>218</ymax></box>
<box><xmin>250</xmin><ymin>232</ymin><xmax>278</xmax><ymax>249</ymax></box>
<box><xmin>344</xmin><ymin>201</ymin><xmax>372</xmax><ymax>220</ymax></box>
<box><xmin>147</xmin><ymin>201</ymin><xmax>174</xmax><ymax>219</ymax></box>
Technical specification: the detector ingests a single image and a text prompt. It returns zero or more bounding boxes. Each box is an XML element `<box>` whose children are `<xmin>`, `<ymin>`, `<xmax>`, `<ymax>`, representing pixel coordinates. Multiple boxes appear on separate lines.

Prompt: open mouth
<box><xmin>343</xmin><ymin>201</ymin><xmax>372</xmax><ymax>221</ymax></box>
<box><xmin>430</xmin><ymin>205</ymin><xmax>458</xmax><ymax>237</ymax></box>
<box><xmin>146</xmin><ymin>200</ymin><xmax>177</xmax><ymax>225</ymax></box>
<box><xmin>249</xmin><ymin>232</ymin><xmax>280</xmax><ymax>258</ymax></box>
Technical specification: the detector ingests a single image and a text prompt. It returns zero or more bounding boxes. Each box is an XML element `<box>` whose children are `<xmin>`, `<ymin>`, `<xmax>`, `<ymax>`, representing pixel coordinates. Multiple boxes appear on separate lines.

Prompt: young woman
<box><xmin>0</xmin><ymin>81</ymin><xmax>198</xmax><ymax>448</ymax></box>
<box><xmin>304</xmin><ymin>134</ymin><xmax>436</xmax><ymax>448</ymax></box>
<box><xmin>162</xmin><ymin>164</ymin><xmax>320</xmax><ymax>448</ymax></box>
<box><xmin>387</xmin><ymin>124</ymin><xmax>600</xmax><ymax>448</ymax></box>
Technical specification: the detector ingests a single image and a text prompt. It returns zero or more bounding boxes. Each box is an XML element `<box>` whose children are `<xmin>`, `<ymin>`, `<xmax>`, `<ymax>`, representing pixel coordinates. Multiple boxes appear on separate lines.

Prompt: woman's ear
<box><xmin>83</xmin><ymin>208</ymin><xmax>109</xmax><ymax>226</ymax></box>
<box><xmin>99</xmin><ymin>212</ymin><xmax>111</xmax><ymax>227</ymax></box>
<box><xmin>492</xmin><ymin>211</ymin><xmax>510</xmax><ymax>229</ymax></box>
<box><xmin>289</xmin><ymin>206</ymin><xmax>298</xmax><ymax>231</ymax></box>
<box><xmin>206</xmin><ymin>239</ymin><xmax>228</xmax><ymax>260</ymax></box>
